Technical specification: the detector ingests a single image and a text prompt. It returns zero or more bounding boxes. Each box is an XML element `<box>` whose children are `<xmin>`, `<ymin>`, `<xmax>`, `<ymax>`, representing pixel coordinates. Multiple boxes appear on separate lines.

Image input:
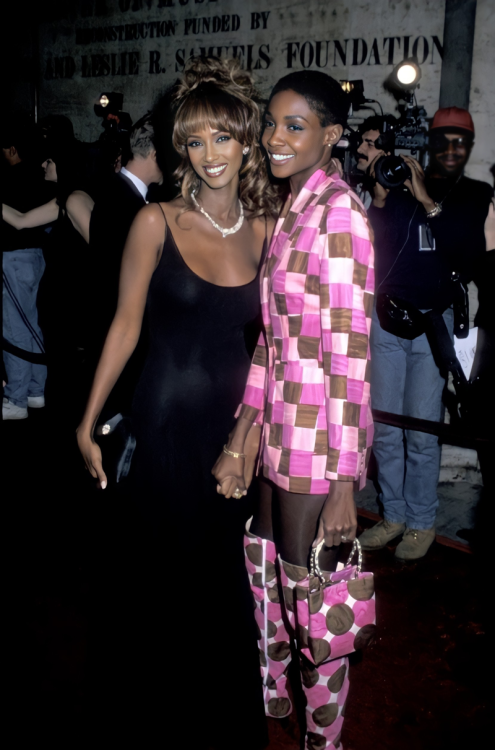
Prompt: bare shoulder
<box><xmin>67</xmin><ymin>190</ymin><xmax>94</xmax><ymax>209</ymax></box>
<box><xmin>132</xmin><ymin>202</ymin><xmax>167</xmax><ymax>233</ymax></box>
<box><xmin>161</xmin><ymin>196</ymin><xmax>186</xmax><ymax>220</ymax></box>
<box><xmin>159</xmin><ymin>197</ymin><xmax>197</xmax><ymax>232</ymax></box>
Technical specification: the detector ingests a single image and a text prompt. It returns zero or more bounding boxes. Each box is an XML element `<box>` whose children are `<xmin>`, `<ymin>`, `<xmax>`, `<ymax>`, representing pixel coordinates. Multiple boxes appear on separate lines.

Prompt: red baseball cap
<box><xmin>430</xmin><ymin>107</ymin><xmax>475</xmax><ymax>137</ymax></box>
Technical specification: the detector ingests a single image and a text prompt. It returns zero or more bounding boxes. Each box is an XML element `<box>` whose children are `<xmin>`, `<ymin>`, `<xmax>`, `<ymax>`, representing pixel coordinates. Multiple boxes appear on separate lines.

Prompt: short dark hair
<box><xmin>269</xmin><ymin>71</ymin><xmax>349</xmax><ymax>128</ymax></box>
<box><xmin>359</xmin><ymin>115</ymin><xmax>398</xmax><ymax>151</ymax></box>
<box><xmin>359</xmin><ymin>115</ymin><xmax>398</xmax><ymax>135</ymax></box>
<box><xmin>48</xmin><ymin>141</ymin><xmax>88</xmax><ymax>208</ymax></box>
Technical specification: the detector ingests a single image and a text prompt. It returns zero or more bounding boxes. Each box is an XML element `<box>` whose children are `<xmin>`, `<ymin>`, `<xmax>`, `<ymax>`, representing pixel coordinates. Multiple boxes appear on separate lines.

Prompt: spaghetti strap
<box><xmin>156</xmin><ymin>202</ymin><xmax>167</xmax><ymax>225</ymax></box>
<box><xmin>154</xmin><ymin>202</ymin><xmax>168</xmax><ymax>244</ymax></box>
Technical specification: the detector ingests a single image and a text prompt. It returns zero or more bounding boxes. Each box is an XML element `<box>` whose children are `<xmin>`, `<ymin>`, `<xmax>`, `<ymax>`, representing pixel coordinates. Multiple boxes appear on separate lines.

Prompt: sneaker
<box><xmin>358</xmin><ymin>519</ymin><xmax>406</xmax><ymax>550</ymax></box>
<box><xmin>395</xmin><ymin>527</ymin><xmax>436</xmax><ymax>561</ymax></box>
<box><xmin>2</xmin><ymin>398</ymin><xmax>28</xmax><ymax>420</ymax></box>
<box><xmin>27</xmin><ymin>395</ymin><xmax>45</xmax><ymax>408</ymax></box>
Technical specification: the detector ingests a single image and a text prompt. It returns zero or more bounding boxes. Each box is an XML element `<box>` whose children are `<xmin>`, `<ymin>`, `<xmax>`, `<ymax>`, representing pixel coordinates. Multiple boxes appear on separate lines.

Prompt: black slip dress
<box><xmin>107</xmin><ymin>207</ymin><xmax>269</xmax><ymax>747</ymax></box>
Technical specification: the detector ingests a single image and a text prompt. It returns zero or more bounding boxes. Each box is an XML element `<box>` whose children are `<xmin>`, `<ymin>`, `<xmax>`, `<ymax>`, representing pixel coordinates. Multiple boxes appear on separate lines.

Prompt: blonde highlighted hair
<box><xmin>172</xmin><ymin>57</ymin><xmax>281</xmax><ymax>218</ymax></box>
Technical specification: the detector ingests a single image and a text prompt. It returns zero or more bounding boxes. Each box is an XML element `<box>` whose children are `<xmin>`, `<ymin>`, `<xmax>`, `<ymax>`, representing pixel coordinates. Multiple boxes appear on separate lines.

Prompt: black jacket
<box><xmin>368</xmin><ymin>175</ymin><xmax>493</xmax><ymax>310</ymax></box>
<box><xmin>88</xmin><ymin>171</ymin><xmax>148</xmax><ymax>416</ymax></box>
<box><xmin>89</xmin><ymin>171</ymin><xmax>147</xmax><ymax>339</ymax></box>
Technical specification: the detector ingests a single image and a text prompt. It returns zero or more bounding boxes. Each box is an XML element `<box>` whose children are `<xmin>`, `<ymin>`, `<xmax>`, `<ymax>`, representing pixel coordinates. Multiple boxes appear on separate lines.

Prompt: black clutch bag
<box><xmin>376</xmin><ymin>293</ymin><xmax>426</xmax><ymax>340</ymax></box>
<box><xmin>94</xmin><ymin>412</ymin><xmax>136</xmax><ymax>484</ymax></box>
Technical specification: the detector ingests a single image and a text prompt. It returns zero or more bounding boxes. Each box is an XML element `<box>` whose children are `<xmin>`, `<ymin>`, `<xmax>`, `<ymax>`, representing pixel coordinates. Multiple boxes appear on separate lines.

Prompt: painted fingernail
<box><xmin>101</xmin><ymin>480</ymin><xmax>107</xmax><ymax>489</ymax></box>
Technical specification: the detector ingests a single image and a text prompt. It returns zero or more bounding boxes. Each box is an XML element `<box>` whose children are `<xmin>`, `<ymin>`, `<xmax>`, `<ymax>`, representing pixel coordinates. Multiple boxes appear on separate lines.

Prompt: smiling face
<box><xmin>186</xmin><ymin>126</ymin><xmax>244</xmax><ymax>190</ymax></box>
<box><xmin>262</xmin><ymin>90</ymin><xmax>343</xmax><ymax>183</ymax></box>
<box><xmin>42</xmin><ymin>158</ymin><xmax>58</xmax><ymax>182</ymax></box>
<box><xmin>429</xmin><ymin>132</ymin><xmax>472</xmax><ymax>178</ymax></box>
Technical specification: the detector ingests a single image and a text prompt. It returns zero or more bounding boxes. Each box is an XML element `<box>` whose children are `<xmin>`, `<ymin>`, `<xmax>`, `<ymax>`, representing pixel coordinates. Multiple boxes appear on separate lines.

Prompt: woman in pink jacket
<box><xmin>213</xmin><ymin>71</ymin><xmax>375</xmax><ymax>750</ymax></box>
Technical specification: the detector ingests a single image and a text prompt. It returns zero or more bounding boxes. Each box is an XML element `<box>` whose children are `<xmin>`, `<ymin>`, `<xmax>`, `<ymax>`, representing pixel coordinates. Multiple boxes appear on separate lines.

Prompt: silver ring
<box><xmin>341</xmin><ymin>535</ymin><xmax>347</xmax><ymax>541</ymax></box>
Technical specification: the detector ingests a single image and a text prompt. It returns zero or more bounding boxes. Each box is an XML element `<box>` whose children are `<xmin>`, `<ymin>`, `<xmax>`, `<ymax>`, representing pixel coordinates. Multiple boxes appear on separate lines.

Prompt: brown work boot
<box><xmin>358</xmin><ymin>519</ymin><xmax>406</xmax><ymax>550</ymax></box>
<box><xmin>395</xmin><ymin>527</ymin><xmax>436</xmax><ymax>560</ymax></box>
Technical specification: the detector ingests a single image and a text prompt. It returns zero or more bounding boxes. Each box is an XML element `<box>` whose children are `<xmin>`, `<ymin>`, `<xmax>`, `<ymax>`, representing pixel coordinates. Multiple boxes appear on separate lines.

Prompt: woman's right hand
<box><xmin>76</xmin><ymin>428</ymin><xmax>108</xmax><ymax>490</ymax></box>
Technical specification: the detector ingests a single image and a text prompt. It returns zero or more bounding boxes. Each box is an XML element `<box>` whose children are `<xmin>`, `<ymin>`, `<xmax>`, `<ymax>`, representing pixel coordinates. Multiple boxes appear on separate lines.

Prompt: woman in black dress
<box><xmin>77</xmin><ymin>58</ymin><xmax>280</xmax><ymax>746</ymax></box>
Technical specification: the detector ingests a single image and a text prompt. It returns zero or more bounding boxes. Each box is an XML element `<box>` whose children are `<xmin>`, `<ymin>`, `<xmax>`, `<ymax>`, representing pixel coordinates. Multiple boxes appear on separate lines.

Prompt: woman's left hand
<box><xmin>313</xmin><ymin>481</ymin><xmax>357</xmax><ymax>548</ymax></box>
<box><xmin>212</xmin><ymin>452</ymin><xmax>247</xmax><ymax>499</ymax></box>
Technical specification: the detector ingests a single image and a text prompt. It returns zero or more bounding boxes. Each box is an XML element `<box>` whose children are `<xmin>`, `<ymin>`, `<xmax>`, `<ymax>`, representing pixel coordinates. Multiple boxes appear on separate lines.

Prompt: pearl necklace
<box><xmin>191</xmin><ymin>192</ymin><xmax>244</xmax><ymax>238</ymax></box>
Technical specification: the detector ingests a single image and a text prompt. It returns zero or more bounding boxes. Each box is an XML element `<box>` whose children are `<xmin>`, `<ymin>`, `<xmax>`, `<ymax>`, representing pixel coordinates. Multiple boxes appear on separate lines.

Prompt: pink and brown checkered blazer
<box><xmin>238</xmin><ymin>168</ymin><xmax>375</xmax><ymax>494</ymax></box>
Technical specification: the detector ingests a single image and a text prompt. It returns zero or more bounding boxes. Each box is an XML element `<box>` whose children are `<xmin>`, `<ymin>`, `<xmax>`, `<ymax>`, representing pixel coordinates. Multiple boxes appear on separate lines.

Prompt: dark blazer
<box><xmin>88</xmin><ymin>171</ymin><xmax>147</xmax><ymax>415</ymax></box>
<box><xmin>90</xmin><ymin>171</ymin><xmax>147</xmax><ymax>330</ymax></box>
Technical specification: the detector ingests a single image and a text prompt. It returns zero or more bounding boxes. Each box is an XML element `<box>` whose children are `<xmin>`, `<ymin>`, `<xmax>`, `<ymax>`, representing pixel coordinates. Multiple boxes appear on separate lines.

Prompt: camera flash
<box><xmin>99</xmin><ymin>94</ymin><xmax>110</xmax><ymax>108</ymax></box>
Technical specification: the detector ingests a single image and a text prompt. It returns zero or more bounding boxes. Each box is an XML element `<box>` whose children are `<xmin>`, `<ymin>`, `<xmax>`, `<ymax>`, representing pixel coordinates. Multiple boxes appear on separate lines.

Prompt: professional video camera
<box><xmin>94</xmin><ymin>92</ymin><xmax>132</xmax><ymax>140</ymax></box>
<box><xmin>337</xmin><ymin>59</ymin><xmax>429</xmax><ymax>189</ymax></box>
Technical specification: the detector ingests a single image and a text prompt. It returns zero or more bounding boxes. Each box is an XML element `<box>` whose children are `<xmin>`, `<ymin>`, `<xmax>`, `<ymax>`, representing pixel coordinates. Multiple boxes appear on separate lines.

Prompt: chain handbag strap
<box><xmin>310</xmin><ymin>538</ymin><xmax>363</xmax><ymax>585</ymax></box>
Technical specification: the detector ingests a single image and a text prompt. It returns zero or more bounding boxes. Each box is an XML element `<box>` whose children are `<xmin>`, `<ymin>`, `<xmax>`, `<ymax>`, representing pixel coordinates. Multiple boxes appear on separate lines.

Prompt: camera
<box><xmin>338</xmin><ymin>59</ymin><xmax>430</xmax><ymax>189</ymax></box>
<box><xmin>94</xmin><ymin>92</ymin><xmax>132</xmax><ymax>139</ymax></box>
<box><xmin>374</xmin><ymin>155</ymin><xmax>412</xmax><ymax>189</ymax></box>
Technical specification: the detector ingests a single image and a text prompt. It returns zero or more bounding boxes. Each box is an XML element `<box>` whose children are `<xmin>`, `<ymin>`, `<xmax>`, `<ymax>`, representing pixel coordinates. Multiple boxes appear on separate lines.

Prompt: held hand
<box><xmin>400</xmin><ymin>155</ymin><xmax>434</xmax><ymax>211</ymax></box>
<box><xmin>212</xmin><ymin>452</ymin><xmax>247</xmax><ymax>499</ymax></box>
<box><xmin>76</xmin><ymin>428</ymin><xmax>108</xmax><ymax>490</ymax></box>
<box><xmin>313</xmin><ymin>482</ymin><xmax>357</xmax><ymax>548</ymax></box>
<box><xmin>485</xmin><ymin>199</ymin><xmax>495</xmax><ymax>251</ymax></box>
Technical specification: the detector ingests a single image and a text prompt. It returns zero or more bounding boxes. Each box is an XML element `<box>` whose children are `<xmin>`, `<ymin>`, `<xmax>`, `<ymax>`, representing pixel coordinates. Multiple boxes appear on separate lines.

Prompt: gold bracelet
<box><xmin>223</xmin><ymin>444</ymin><xmax>246</xmax><ymax>459</ymax></box>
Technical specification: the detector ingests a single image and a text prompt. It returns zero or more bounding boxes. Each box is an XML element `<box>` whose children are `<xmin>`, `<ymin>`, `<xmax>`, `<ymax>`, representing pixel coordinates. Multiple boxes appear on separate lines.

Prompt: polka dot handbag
<box><xmin>306</xmin><ymin>538</ymin><xmax>376</xmax><ymax>663</ymax></box>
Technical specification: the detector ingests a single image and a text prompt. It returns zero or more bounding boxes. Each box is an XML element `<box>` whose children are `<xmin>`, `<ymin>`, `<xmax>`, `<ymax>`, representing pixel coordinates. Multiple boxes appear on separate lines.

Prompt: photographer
<box><xmin>360</xmin><ymin>107</ymin><xmax>493</xmax><ymax>561</ymax></box>
<box><xmin>355</xmin><ymin>115</ymin><xmax>397</xmax><ymax>209</ymax></box>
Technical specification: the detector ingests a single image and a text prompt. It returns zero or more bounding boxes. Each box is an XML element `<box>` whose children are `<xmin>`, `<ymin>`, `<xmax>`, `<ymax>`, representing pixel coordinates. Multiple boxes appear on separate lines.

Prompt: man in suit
<box><xmin>88</xmin><ymin>116</ymin><xmax>163</xmax><ymax>412</ymax></box>
<box><xmin>90</xmin><ymin>116</ymin><xmax>163</xmax><ymax>341</ymax></box>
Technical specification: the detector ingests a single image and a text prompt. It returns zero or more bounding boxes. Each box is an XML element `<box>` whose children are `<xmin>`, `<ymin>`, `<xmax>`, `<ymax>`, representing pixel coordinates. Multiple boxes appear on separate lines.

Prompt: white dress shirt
<box><xmin>356</xmin><ymin>184</ymin><xmax>373</xmax><ymax>211</ymax></box>
<box><xmin>120</xmin><ymin>166</ymin><xmax>148</xmax><ymax>202</ymax></box>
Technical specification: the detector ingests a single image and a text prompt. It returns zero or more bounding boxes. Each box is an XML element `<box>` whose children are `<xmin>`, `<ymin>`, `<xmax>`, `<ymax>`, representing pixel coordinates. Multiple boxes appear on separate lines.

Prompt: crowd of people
<box><xmin>2</xmin><ymin>57</ymin><xmax>494</xmax><ymax>749</ymax></box>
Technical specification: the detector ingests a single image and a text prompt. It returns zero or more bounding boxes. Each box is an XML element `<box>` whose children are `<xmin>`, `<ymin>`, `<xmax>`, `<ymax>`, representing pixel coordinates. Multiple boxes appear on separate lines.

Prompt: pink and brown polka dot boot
<box><xmin>244</xmin><ymin>520</ymin><xmax>293</xmax><ymax>718</ymax></box>
<box><xmin>280</xmin><ymin>558</ymin><xmax>349</xmax><ymax>750</ymax></box>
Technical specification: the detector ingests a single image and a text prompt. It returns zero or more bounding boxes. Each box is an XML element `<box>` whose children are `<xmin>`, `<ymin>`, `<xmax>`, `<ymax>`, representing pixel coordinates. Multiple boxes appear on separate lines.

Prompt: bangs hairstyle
<box><xmin>172</xmin><ymin>57</ymin><xmax>281</xmax><ymax>219</ymax></box>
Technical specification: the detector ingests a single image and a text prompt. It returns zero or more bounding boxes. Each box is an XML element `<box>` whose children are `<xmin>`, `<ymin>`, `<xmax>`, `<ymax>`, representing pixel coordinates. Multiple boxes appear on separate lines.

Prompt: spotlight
<box><xmin>340</xmin><ymin>79</ymin><xmax>365</xmax><ymax>108</ymax></box>
<box><xmin>94</xmin><ymin>92</ymin><xmax>124</xmax><ymax>118</ymax></box>
<box><xmin>392</xmin><ymin>59</ymin><xmax>422</xmax><ymax>90</ymax></box>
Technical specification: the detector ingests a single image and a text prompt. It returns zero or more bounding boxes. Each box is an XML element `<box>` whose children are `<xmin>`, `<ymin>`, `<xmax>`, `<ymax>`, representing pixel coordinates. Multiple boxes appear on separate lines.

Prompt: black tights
<box><xmin>250</xmin><ymin>479</ymin><xmax>338</xmax><ymax>572</ymax></box>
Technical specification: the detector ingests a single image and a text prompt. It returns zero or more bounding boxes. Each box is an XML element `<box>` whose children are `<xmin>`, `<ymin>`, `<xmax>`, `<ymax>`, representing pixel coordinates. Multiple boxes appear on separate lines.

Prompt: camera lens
<box><xmin>374</xmin><ymin>155</ymin><xmax>412</xmax><ymax>189</ymax></box>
